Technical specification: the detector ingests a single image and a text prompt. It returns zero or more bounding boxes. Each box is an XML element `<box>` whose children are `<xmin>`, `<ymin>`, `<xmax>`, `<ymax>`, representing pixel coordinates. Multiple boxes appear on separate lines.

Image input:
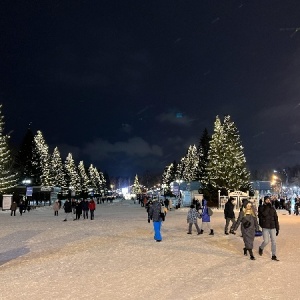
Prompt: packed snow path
<box><xmin>0</xmin><ymin>202</ymin><xmax>299</xmax><ymax>300</ymax></box>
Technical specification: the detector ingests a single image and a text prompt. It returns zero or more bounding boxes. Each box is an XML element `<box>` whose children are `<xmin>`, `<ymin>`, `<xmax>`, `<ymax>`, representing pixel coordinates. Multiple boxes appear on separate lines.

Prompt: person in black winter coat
<box><xmin>224</xmin><ymin>197</ymin><xmax>236</xmax><ymax>235</ymax></box>
<box><xmin>82</xmin><ymin>199</ymin><xmax>89</xmax><ymax>219</ymax></box>
<box><xmin>74</xmin><ymin>201</ymin><xmax>82</xmax><ymax>220</ymax></box>
<box><xmin>258</xmin><ymin>196</ymin><xmax>280</xmax><ymax>261</ymax></box>
<box><xmin>63</xmin><ymin>199</ymin><xmax>72</xmax><ymax>221</ymax></box>
<box><xmin>148</xmin><ymin>200</ymin><xmax>163</xmax><ymax>242</ymax></box>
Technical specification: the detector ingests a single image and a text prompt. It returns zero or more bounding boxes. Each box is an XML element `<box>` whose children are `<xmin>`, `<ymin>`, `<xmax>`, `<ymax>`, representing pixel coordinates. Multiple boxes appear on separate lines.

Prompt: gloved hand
<box><xmin>148</xmin><ymin>219</ymin><xmax>150</xmax><ymax>223</ymax></box>
<box><xmin>276</xmin><ymin>230</ymin><xmax>279</xmax><ymax>236</ymax></box>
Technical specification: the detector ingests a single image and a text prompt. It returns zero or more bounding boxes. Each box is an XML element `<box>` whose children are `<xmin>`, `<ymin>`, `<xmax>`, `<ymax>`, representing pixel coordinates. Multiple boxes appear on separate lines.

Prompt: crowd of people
<box><xmin>60</xmin><ymin>198</ymin><xmax>96</xmax><ymax>221</ymax></box>
<box><xmin>9</xmin><ymin>192</ymin><xmax>281</xmax><ymax>261</ymax></box>
<box><xmin>261</xmin><ymin>195</ymin><xmax>300</xmax><ymax>216</ymax></box>
<box><xmin>144</xmin><ymin>195</ymin><xmax>280</xmax><ymax>262</ymax></box>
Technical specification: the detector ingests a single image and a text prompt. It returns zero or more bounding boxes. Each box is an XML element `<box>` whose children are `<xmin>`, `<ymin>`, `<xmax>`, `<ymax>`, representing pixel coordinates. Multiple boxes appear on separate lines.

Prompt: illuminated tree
<box><xmin>222</xmin><ymin>115</ymin><xmax>250</xmax><ymax>190</ymax></box>
<box><xmin>162</xmin><ymin>161</ymin><xmax>177</xmax><ymax>186</ymax></box>
<box><xmin>49</xmin><ymin>147</ymin><xmax>66</xmax><ymax>189</ymax></box>
<box><xmin>207</xmin><ymin>115</ymin><xmax>250</xmax><ymax>190</ymax></box>
<box><xmin>0</xmin><ymin>105</ymin><xmax>17</xmax><ymax>192</ymax></box>
<box><xmin>176</xmin><ymin>157</ymin><xmax>185</xmax><ymax>180</ymax></box>
<box><xmin>64</xmin><ymin>153</ymin><xmax>81</xmax><ymax>194</ymax></box>
<box><xmin>182</xmin><ymin>145</ymin><xmax>199</xmax><ymax>182</ymax></box>
<box><xmin>33</xmin><ymin>130</ymin><xmax>51</xmax><ymax>187</ymax></box>
<box><xmin>98</xmin><ymin>170</ymin><xmax>106</xmax><ymax>192</ymax></box>
<box><xmin>132</xmin><ymin>174</ymin><xmax>142</xmax><ymax>194</ymax></box>
<box><xmin>78</xmin><ymin>160</ymin><xmax>90</xmax><ymax>195</ymax></box>
<box><xmin>88</xmin><ymin>164</ymin><xmax>105</xmax><ymax>194</ymax></box>
<box><xmin>207</xmin><ymin>116</ymin><xmax>227</xmax><ymax>189</ymax></box>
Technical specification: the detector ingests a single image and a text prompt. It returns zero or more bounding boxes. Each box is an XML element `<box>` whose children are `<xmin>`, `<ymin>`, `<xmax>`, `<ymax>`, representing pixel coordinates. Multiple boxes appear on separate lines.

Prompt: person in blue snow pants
<box><xmin>153</xmin><ymin>221</ymin><xmax>162</xmax><ymax>241</ymax></box>
<box><xmin>148</xmin><ymin>200</ymin><xmax>163</xmax><ymax>242</ymax></box>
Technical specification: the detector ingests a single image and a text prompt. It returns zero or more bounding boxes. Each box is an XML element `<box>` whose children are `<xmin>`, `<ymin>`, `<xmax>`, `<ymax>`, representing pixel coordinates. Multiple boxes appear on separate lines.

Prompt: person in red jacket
<box><xmin>88</xmin><ymin>199</ymin><xmax>96</xmax><ymax>220</ymax></box>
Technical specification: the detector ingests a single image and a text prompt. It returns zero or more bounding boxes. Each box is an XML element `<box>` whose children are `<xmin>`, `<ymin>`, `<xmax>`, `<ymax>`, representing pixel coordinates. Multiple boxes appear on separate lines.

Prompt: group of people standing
<box><xmin>54</xmin><ymin>198</ymin><xmax>96</xmax><ymax>221</ymax></box>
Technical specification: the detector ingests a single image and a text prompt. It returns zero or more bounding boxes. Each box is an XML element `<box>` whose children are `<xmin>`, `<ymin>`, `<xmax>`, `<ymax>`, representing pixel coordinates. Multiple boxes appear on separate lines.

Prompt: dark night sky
<box><xmin>1</xmin><ymin>0</ymin><xmax>300</xmax><ymax>177</ymax></box>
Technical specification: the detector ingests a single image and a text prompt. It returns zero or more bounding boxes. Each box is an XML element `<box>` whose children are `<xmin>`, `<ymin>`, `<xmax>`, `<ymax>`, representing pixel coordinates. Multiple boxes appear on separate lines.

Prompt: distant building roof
<box><xmin>250</xmin><ymin>181</ymin><xmax>271</xmax><ymax>190</ymax></box>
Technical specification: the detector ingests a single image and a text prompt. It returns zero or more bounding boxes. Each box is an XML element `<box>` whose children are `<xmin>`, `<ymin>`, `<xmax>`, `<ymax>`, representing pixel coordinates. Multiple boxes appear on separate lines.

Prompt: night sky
<box><xmin>1</xmin><ymin>1</ymin><xmax>300</xmax><ymax>177</ymax></box>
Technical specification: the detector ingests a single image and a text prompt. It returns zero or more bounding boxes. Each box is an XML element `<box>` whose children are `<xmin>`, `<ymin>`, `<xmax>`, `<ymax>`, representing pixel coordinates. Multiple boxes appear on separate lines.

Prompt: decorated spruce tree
<box><xmin>78</xmin><ymin>161</ymin><xmax>90</xmax><ymax>195</ymax></box>
<box><xmin>162</xmin><ymin>161</ymin><xmax>177</xmax><ymax>187</ymax></box>
<box><xmin>88</xmin><ymin>164</ymin><xmax>105</xmax><ymax>194</ymax></box>
<box><xmin>0</xmin><ymin>105</ymin><xmax>17</xmax><ymax>192</ymax></box>
<box><xmin>33</xmin><ymin>130</ymin><xmax>51</xmax><ymax>187</ymax></box>
<box><xmin>207</xmin><ymin>115</ymin><xmax>250</xmax><ymax>190</ymax></box>
<box><xmin>222</xmin><ymin>115</ymin><xmax>250</xmax><ymax>190</ymax></box>
<box><xmin>132</xmin><ymin>174</ymin><xmax>142</xmax><ymax>194</ymax></box>
<box><xmin>176</xmin><ymin>157</ymin><xmax>185</xmax><ymax>180</ymax></box>
<box><xmin>64</xmin><ymin>153</ymin><xmax>81</xmax><ymax>193</ymax></box>
<box><xmin>182</xmin><ymin>145</ymin><xmax>199</xmax><ymax>182</ymax></box>
<box><xmin>98</xmin><ymin>170</ymin><xmax>106</xmax><ymax>192</ymax></box>
<box><xmin>49</xmin><ymin>147</ymin><xmax>66</xmax><ymax>189</ymax></box>
<box><xmin>88</xmin><ymin>164</ymin><xmax>97</xmax><ymax>193</ymax></box>
<box><xmin>206</xmin><ymin>116</ymin><xmax>227</xmax><ymax>189</ymax></box>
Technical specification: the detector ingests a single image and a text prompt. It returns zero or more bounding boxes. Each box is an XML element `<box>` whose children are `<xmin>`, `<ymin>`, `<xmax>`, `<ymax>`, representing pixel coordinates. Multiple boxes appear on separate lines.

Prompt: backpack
<box><xmin>207</xmin><ymin>207</ymin><xmax>213</xmax><ymax>216</ymax></box>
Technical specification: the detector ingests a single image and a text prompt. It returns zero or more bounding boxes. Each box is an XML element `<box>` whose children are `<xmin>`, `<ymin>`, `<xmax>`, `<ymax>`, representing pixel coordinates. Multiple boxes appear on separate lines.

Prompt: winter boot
<box><xmin>249</xmin><ymin>249</ymin><xmax>255</xmax><ymax>260</ymax></box>
<box><xmin>209</xmin><ymin>229</ymin><xmax>214</xmax><ymax>236</ymax></box>
<box><xmin>272</xmin><ymin>255</ymin><xmax>279</xmax><ymax>261</ymax></box>
<box><xmin>259</xmin><ymin>247</ymin><xmax>263</xmax><ymax>256</ymax></box>
<box><xmin>243</xmin><ymin>248</ymin><xmax>248</xmax><ymax>256</ymax></box>
<box><xmin>199</xmin><ymin>229</ymin><xmax>204</xmax><ymax>234</ymax></box>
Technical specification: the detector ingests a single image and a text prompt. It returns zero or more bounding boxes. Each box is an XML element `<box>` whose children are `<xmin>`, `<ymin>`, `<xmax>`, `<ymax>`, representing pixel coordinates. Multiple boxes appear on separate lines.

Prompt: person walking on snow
<box><xmin>187</xmin><ymin>204</ymin><xmax>202</xmax><ymax>234</ymax></box>
<box><xmin>199</xmin><ymin>199</ymin><xmax>214</xmax><ymax>235</ymax></box>
<box><xmin>258</xmin><ymin>195</ymin><xmax>280</xmax><ymax>261</ymax></box>
<box><xmin>224</xmin><ymin>197</ymin><xmax>236</xmax><ymax>235</ymax></box>
<box><xmin>233</xmin><ymin>202</ymin><xmax>259</xmax><ymax>260</ymax></box>
<box><xmin>148</xmin><ymin>199</ymin><xmax>163</xmax><ymax>242</ymax></box>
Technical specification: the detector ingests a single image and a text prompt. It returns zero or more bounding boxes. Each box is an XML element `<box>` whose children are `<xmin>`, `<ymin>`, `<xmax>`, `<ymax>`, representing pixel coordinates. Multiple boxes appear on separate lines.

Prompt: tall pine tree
<box><xmin>0</xmin><ymin>105</ymin><xmax>17</xmax><ymax>192</ymax></box>
<box><xmin>207</xmin><ymin>115</ymin><xmax>250</xmax><ymax>190</ymax></box>
<box><xmin>206</xmin><ymin>116</ymin><xmax>227</xmax><ymax>189</ymax></box>
<box><xmin>33</xmin><ymin>130</ymin><xmax>51</xmax><ymax>187</ymax></box>
<box><xmin>64</xmin><ymin>153</ymin><xmax>81</xmax><ymax>194</ymax></box>
<box><xmin>15</xmin><ymin>128</ymin><xmax>35</xmax><ymax>183</ymax></box>
<box><xmin>49</xmin><ymin>147</ymin><xmax>66</xmax><ymax>189</ymax></box>
<box><xmin>78</xmin><ymin>161</ymin><xmax>90</xmax><ymax>195</ymax></box>
<box><xmin>132</xmin><ymin>174</ymin><xmax>142</xmax><ymax>194</ymax></box>
<box><xmin>197</xmin><ymin>128</ymin><xmax>211</xmax><ymax>186</ymax></box>
<box><xmin>182</xmin><ymin>145</ymin><xmax>199</xmax><ymax>182</ymax></box>
<box><xmin>162</xmin><ymin>161</ymin><xmax>177</xmax><ymax>187</ymax></box>
<box><xmin>222</xmin><ymin>115</ymin><xmax>250</xmax><ymax>190</ymax></box>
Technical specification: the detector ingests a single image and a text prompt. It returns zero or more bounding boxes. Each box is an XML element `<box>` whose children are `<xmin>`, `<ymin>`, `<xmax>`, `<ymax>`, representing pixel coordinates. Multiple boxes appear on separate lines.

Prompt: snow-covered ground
<box><xmin>0</xmin><ymin>201</ymin><xmax>299</xmax><ymax>300</ymax></box>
